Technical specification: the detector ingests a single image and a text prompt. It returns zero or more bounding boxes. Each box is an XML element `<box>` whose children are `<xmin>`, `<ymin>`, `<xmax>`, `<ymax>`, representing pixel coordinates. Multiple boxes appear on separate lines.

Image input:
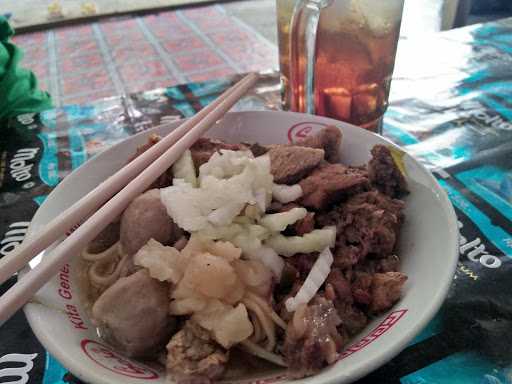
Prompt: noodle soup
<box><xmin>24</xmin><ymin>111</ymin><xmax>459</xmax><ymax>384</ymax></box>
<box><xmin>78</xmin><ymin>126</ymin><xmax>409</xmax><ymax>382</ymax></box>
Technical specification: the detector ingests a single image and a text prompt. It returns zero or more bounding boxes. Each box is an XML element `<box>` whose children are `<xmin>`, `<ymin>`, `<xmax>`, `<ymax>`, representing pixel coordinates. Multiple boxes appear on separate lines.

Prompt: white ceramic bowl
<box><xmin>23</xmin><ymin>111</ymin><xmax>458</xmax><ymax>384</ymax></box>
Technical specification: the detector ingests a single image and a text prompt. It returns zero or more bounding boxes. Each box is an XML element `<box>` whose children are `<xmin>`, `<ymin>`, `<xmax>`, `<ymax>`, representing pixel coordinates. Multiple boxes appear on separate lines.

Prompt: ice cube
<box><xmin>352</xmin><ymin>0</ymin><xmax>404</xmax><ymax>36</ymax></box>
<box><xmin>351</xmin><ymin>83</ymin><xmax>380</xmax><ymax>120</ymax></box>
<box><xmin>317</xmin><ymin>87</ymin><xmax>352</xmax><ymax>121</ymax></box>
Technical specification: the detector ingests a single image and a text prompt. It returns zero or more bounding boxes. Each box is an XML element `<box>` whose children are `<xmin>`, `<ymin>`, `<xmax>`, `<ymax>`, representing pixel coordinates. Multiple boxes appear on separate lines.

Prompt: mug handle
<box><xmin>289</xmin><ymin>0</ymin><xmax>333</xmax><ymax>114</ymax></box>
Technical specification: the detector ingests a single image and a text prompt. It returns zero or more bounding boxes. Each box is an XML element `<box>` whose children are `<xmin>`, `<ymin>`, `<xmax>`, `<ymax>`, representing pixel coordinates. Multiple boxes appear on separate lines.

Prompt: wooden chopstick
<box><xmin>0</xmin><ymin>73</ymin><xmax>258</xmax><ymax>326</ymax></box>
<box><xmin>0</xmin><ymin>73</ymin><xmax>257</xmax><ymax>288</ymax></box>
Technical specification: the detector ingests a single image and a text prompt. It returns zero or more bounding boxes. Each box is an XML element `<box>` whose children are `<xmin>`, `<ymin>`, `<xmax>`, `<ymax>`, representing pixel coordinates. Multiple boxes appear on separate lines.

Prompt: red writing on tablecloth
<box><xmin>57</xmin><ymin>263</ymin><xmax>87</xmax><ymax>330</ymax></box>
<box><xmin>338</xmin><ymin>309</ymin><xmax>407</xmax><ymax>360</ymax></box>
<box><xmin>81</xmin><ymin>339</ymin><xmax>159</xmax><ymax>379</ymax></box>
<box><xmin>287</xmin><ymin>121</ymin><xmax>328</xmax><ymax>143</ymax></box>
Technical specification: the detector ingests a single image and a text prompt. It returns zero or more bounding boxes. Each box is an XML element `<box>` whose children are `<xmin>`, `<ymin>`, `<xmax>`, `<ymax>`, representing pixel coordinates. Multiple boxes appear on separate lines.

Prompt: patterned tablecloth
<box><xmin>2</xmin><ymin>17</ymin><xmax>512</xmax><ymax>384</ymax></box>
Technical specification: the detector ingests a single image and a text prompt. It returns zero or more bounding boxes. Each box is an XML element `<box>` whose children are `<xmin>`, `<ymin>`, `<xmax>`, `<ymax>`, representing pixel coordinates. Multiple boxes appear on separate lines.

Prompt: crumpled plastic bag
<box><xmin>0</xmin><ymin>16</ymin><xmax>52</xmax><ymax>122</ymax></box>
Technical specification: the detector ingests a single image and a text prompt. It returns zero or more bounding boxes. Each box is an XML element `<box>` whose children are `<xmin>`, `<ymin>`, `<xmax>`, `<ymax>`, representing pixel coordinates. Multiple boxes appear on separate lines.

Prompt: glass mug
<box><xmin>277</xmin><ymin>0</ymin><xmax>405</xmax><ymax>133</ymax></box>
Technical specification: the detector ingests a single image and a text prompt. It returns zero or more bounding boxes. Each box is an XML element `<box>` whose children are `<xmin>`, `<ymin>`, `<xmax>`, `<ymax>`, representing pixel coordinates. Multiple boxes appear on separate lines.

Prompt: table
<box><xmin>2</xmin><ymin>17</ymin><xmax>512</xmax><ymax>384</ymax></box>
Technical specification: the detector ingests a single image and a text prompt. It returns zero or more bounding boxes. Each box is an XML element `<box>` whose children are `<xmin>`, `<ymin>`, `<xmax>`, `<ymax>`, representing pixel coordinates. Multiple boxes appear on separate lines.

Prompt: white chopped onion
<box><xmin>265</xmin><ymin>226</ymin><xmax>336</xmax><ymax>257</ymax></box>
<box><xmin>272</xmin><ymin>183</ymin><xmax>303</xmax><ymax>204</ymax></box>
<box><xmin>245</xmin><ymin>246</ymin><xmax>284</xmax><ymax>279</ymax></box>
<box><xmin>161</xmin><ymin>150</ymin><xmax>273</xmax><ymax>232</ymax></box>
<box><xmin>285</xmin><ymin>247</ymin><xmax>334</xmax><ymax>312</ymax></box>
<box><xmin>260</xmin><ymin>208</ymin><xmax>308</xmax><ymax>232</ymax></box>
<box><xmin>133</xmin><ymin>239</ymin><xmax>187</xmax><ymax>284</ymax></box>
<box><xmin>172</xmin><ymin>149</ymin><xmax>198</xmax><ymax>187</ymax></box>
<box><xmin>254</xmin><ymin>188</ymin><xmax>267</xmax><ymax>212</ymax></box>
<box><xmin>208</xmin><ymin>201</ymin><xmax>246</xmax><ymax>226</ymax></box>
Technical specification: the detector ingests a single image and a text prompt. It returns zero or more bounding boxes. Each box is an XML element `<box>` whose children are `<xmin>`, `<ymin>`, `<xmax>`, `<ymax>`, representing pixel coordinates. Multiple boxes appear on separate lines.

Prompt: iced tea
<box><xmin>277</xmin><ymin>0</ymin><xmax>404</xmax><ymax>132</ymax></box>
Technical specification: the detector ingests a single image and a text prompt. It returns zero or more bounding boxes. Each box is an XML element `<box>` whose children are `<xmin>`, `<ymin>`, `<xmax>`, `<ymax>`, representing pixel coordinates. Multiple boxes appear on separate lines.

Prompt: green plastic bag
<box><xmin>0</xmin><ymin>16</ymin><xmax>52</xmax><ymax>121</ymax></box>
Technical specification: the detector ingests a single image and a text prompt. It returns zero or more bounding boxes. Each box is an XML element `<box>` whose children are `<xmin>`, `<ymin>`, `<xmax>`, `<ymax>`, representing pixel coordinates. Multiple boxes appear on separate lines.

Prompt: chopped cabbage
<box><xmin>265</xmin><ymin>226</ymin><xmax>337</xmax><ymax>257</ymax></box>
<box><xmin>244</xmin><ymin>204</ymin><xmax>262</xmax><ymax>221</ymax></box>
<box><xmin>192</xmin><ymin>300</ymin><xmax>253</xmax><ymax>348</ymax></box>
<box><xmin>172</xmin><ymin>149</ymin><xmax>197</xmax><ymax>187</ymax></box>
<box><xmin>161</xmin><ymin>151</ymin><xmax>274</xmax><ymax>232</ymax></box>
<box><xmin>232</xmin><ymin>232</ymin><xmax>263</xmax><ymax>253</ymax></box>
<box><xmin>207</xmin><ymin>240</ymin><xmax>242</xmax><ymax>262</ymax></box>
<box><xmin>133</xmin><ymin>239</ymin><xmax>187</xmax><ymax>283</ymax></box>
<box><xmin>199</xmin><ymin>150</ymin><xmax>254</xmax><ymax>180</ymax></box>
<box><xmin>231</xmin><ymin>224</ymin><xmax>270</xmax><ymax>253</ymax></box>
<box><xmin>207</xmin><ymin>201</ymin><xmax>247</xmax><ymax>226</ymax></box>
<box><xmin>179</xmin><ymin>252</ymin><xmax>238</xmax><ymax>299</ymax></box>
<box><xmin>160</xmin><ymin>183</ymin><xmax>208</xmax><ymax>231</ymax></box>
<box><xmin>199</xmin><ymin>223</ymin><xmax>245</xmax><ymax>240</ymax></box>
<box><xmin>139</xmin><ymin>235</ymin><xmax>266</xmax><ymax>346</ymax></box>
<box><xmin>260</xmin><ymin>207</ymin><xmax>308</xmax><ymax>232</ymax></box>
<box><xmin>245</xmin><ymin>246</ymin><xmax>284</xmax><ymax>278</ymax></box>
<box><xmin>169</xmin><ymin>296</ymin><xmax>207</xmax><ymax>315</ymax></box>
<box><xmin>192</xmin><ymin>299</ymin><xmax>232</xmax><ymax>332</ymax></box>
<box><xmin>233</xmin><ymin>259</ymin><xmax>273</xmax><ymax>294</ymax></box>
<box><xmin>180</xmin><ymin>234</ymin><xmax>207</xmax><ymax>259</ymax></box>
<box><xmin>214</xmin><ymin>303</ymin><xmax>253</xmax><ymax>348</ymax></box>
<box><xmin>272</xmin><ymin>183</ymin><xmax>303</xmax><ymax>204</ymax></box>
<box><xmin>285</xmin><ymin>247</ymin><xmax>334</xmax><ymax>312</ymax></box>
<box><xmin>223</xmin><ymin>275</ymin><xmax>246</xmax><ymax>304</ymax></box>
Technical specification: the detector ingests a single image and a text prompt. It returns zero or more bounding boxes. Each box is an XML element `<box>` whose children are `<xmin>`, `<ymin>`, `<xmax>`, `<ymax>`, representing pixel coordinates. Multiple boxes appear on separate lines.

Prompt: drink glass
<box><xmin>276</xmin><ymin>0</ymin><xmax>404</xmax><ymax>133</ymax></box>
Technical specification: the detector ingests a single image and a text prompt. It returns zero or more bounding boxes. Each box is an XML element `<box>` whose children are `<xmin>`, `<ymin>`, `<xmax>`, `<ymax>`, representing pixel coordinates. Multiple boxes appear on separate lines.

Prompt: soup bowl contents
<box><xmin>80</xmin><ymin>125</ymin><xmax>409</xmax><ymax>382</ymax></box>
<box><xmin>23</xmin><ymin>111</ymin><xmax>458</xmax><ymax>384</ymax></box>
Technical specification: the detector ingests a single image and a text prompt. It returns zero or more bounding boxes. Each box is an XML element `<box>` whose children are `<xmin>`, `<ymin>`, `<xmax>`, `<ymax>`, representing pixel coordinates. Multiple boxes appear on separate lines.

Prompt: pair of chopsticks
<box><xmin>0</xmin><ymin>73</ymin><xmax>259</xmax><ymax>326</ymax></box>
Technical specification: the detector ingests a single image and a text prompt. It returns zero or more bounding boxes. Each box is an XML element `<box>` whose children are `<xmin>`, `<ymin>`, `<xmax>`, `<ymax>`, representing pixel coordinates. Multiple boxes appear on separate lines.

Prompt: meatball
<box><xmin>120</xmin><ymin>189</ymin><xmax>181</xmax><ymax>255</ymax></box>
<box><xmin>92</xmin><ymin>270</ymin><xmax>173</xmax><ymax>357</ymax></box>
<box><xmin>87</xmin><ymin>220</ymin><xmax>120</xmax><ymax>254</ymax></box>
